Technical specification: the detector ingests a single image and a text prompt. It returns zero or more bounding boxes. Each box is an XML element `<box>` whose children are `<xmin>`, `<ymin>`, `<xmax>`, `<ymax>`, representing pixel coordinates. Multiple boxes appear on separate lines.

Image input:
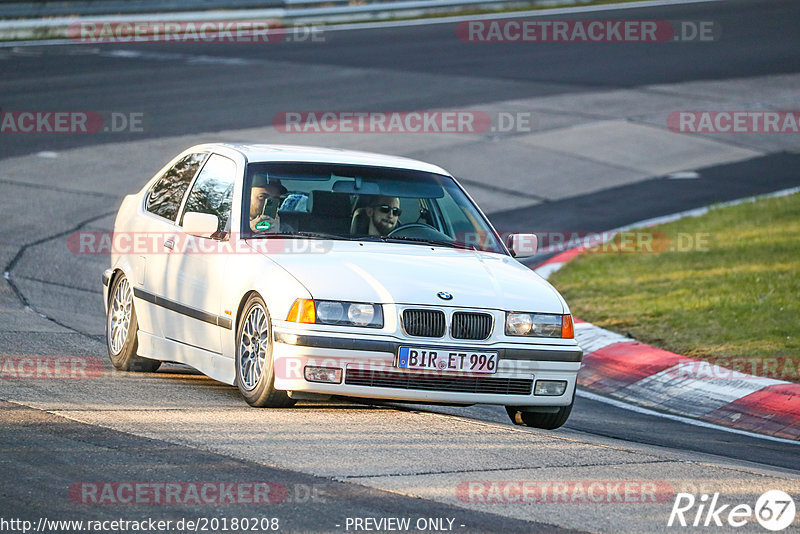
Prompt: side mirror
<box><xmin>183</xmin><ymin>212</ymin><xmax>219</xmax><ymax>239</ymax></box>
<box><xmin>506</xmin><ymin>233</ymin><xmax>538</xmax><ymax>257</ymax></box>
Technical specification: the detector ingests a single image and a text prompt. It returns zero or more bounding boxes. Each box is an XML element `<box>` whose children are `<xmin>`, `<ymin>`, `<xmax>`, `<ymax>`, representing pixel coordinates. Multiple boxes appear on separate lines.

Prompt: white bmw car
<box><xmin>103</xmin><ymin>144</ymin><xmax>582</xmax><ymax>429</ymax></box>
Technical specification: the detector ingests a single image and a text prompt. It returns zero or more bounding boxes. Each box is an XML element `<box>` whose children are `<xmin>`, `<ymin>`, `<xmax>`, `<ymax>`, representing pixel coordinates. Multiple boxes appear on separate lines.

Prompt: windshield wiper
<box><xmin>376</xmin><ymin>235</ymin><xmax>479</xmax><ymax>251</ymax></box>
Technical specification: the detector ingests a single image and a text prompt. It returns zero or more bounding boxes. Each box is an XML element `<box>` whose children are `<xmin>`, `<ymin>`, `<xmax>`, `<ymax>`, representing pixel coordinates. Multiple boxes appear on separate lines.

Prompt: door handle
<box><xmin>163</xmin><ymin>239</ymin><xmax>175</xmax><ymax>250</ymax></box>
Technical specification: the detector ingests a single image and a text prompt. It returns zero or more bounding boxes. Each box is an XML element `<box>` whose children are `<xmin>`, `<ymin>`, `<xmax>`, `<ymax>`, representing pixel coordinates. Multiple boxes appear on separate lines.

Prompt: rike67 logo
<box><xmin>668</xmin><ymin>490</ymin><xmax>796</xmax><ymax>531</ymax></box>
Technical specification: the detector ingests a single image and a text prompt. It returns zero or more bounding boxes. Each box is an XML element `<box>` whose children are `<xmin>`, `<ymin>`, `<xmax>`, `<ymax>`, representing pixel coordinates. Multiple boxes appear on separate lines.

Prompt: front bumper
<box><xmin>271</xmin><ymin>328</ymin><xmax>581</xmax><ymax>407</ymax></box>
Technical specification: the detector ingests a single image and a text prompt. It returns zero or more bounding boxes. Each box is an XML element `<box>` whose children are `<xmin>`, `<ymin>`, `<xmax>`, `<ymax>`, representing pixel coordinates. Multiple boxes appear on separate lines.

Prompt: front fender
<box><xmin>221</xmin><ymin>246</ymin><xmax>312</xmax><ymax>359</ymax></box>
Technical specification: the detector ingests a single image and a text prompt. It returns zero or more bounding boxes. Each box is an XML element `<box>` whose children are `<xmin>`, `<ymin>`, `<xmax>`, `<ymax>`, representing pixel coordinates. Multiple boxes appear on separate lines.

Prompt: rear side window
<box><xmin>181</xmin><ymin>154</ymin><xmax>237</xmax><ymax>235</ymax></box>
<box><xmin>146</xmin><ymin>153</ymin><xmax>207</xmax><ymax>221</ymax></box>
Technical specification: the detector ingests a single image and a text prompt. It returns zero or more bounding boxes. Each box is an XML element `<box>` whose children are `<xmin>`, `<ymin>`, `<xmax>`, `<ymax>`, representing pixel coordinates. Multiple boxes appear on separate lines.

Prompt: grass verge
<box><xmin>549</xmin><ymin>192</ymin><xmax>800</xmax><ymax>379</ymax></box>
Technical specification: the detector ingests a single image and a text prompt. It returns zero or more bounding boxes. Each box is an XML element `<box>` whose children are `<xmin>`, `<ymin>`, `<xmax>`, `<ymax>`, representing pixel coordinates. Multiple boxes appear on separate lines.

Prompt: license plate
<box><xmin>396</xmin><ymin>347</ymin><xmax>498</xmax><ymax>374</ymax></box>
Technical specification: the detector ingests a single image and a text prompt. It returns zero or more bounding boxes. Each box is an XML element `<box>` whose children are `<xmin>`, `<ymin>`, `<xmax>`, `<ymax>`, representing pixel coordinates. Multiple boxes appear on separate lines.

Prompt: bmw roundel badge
<box><xmin>437</xmin><ymin>291</ymin><xmax>453</xmax><ymax>300</ymax></box>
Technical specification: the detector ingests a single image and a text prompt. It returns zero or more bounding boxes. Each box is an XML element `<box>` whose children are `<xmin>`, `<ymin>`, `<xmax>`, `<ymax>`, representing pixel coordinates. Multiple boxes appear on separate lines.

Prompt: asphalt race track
<box><xmin>1</xmin><ymin>0</ymin><xmax>799</xmax><ymax>532</ymax></box>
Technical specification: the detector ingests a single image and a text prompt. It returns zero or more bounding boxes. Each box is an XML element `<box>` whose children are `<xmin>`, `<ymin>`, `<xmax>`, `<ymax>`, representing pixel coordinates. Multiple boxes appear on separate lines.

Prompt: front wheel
<box><xmin>106</xmin><ymin>273</ymin><xmax>161</xmax><ymax>372</ymax></box>
<box><xmin>506</xmin><ymin>400</ymin><xmax>573</xmax><ymax>430</ymax></box>
<box><xmin>235</xmin><ymin>294</ymin><xmax>295</xmax><ymax>408</ymax></box>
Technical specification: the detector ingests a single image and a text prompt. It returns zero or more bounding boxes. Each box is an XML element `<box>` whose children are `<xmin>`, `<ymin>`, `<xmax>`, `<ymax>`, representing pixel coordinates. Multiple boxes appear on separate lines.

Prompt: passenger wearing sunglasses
<box><xmin>366</xmin><ymin>196</ymin><xmax>401</xmax><ymax>236</ymax></box>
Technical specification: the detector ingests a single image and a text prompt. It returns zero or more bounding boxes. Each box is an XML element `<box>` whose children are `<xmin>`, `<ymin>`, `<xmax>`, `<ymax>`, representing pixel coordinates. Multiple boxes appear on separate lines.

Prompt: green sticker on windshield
<box><xmin>255</xmin><ymin>220</ymin><xmax>272</xmax><ymax>231</ymax></box>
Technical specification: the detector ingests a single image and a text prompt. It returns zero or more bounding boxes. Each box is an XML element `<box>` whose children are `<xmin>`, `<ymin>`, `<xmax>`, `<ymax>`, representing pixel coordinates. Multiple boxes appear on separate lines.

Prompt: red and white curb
<box><xmin>533</xmin><ymin>189</ymin><xmax>800</xmax><ymax>441</ymax></box>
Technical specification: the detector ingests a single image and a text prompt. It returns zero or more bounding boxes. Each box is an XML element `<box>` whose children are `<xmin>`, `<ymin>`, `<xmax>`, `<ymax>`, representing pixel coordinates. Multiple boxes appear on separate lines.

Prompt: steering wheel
<box><xmin>388</xmin><ymin>223</ymin><xmax>451</xmax><ymax>241</ymax></box>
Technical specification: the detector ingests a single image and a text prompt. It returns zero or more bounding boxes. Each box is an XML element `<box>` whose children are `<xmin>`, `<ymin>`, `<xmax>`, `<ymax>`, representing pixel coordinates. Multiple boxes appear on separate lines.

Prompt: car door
<box><xmin>160</xmin><ymin>153</ymin><xmax>238</xmax><ymax>354</ymax></box>
<box><xmin>134</xmin><ymin>152</ymin><xmax>208</xmax><ymax>338</ymax></box>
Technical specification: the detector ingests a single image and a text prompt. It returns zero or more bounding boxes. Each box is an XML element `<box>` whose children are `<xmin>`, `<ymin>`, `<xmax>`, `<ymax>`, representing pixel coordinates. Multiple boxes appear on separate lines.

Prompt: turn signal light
<box><xmin>561</xmin><ymin>314</ymin><xmax>574</xmax><ymax>339</ymax></box>
<box><xmin>287</xmin><ymin>299</ymin><xmax>316</xmax><ymax>324</ymax></box>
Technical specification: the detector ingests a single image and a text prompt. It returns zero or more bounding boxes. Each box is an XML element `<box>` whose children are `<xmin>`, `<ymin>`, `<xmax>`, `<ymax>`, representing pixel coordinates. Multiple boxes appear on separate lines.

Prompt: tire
<box><xmin>235</xmin><ymin>294</ymin><xmax>295</xmax><ymax>408</ymax></box>
<box><xmin>506</xmin><ymin>397</ymin><xmax>573</xmax><ymax>430</ymax></box>
<box><xmin>106</xmin><ymin>273</ymin><xmax>161</xmax><ymax>372</ymax></box>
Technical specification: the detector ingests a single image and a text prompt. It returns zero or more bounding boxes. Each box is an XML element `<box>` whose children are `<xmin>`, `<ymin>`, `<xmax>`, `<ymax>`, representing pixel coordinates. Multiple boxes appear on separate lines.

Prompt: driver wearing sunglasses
<box><xmin>366</xmin><ymin>196</ymin><xmax>401</xmax><ymax>236</ymax></box>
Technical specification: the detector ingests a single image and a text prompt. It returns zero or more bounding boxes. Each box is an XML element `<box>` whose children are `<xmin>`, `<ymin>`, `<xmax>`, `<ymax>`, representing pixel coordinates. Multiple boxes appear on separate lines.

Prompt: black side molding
<box><xmin>133</xmin><ymin>287</ymin><xmax>233</xmax><ymax>330</ymax></box>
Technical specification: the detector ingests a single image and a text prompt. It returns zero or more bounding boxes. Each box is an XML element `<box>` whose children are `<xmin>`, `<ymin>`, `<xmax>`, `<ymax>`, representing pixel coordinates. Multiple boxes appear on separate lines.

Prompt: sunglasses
<box><xmin>375</xmin><ymin>204</ymin><xmax>402</xmax><ymax>217</ymax></box>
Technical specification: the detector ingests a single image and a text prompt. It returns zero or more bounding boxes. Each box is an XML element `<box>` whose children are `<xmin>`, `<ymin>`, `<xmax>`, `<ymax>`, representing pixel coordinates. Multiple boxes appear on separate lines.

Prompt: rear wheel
<box><xmin>506</xmin><ymin>397</ymin><xmax>573</xmax><ymax>430</ymax></box>
<box><xmin>106</xmin><ymin>273</ymin><xmax>161</xmax><ymax>372</ymax></box>
<box><xmin>235</xmin><ymin>294</ymin><xmax>295</xmax><ymax>408</ymax></box>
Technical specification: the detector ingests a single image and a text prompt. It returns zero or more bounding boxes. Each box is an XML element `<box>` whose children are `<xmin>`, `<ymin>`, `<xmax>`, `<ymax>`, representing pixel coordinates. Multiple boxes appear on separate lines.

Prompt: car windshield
<box><xmin>242</xmin><ymin>162</ymin><xmax>506</xmax><ymax>254</ymax></box>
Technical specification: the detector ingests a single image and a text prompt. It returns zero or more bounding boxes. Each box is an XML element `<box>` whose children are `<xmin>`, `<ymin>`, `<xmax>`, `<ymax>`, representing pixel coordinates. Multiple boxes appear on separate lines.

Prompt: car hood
<box><xmin>255</xmin><ymin>241</ymin><xmax>566</xmax><ymax>313</ymax></box>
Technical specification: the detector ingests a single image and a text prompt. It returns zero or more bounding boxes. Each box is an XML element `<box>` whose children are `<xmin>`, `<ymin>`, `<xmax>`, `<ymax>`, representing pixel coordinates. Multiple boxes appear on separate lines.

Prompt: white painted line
<box><xmin>533</xmin><ymin>262</ymin><xmax>565</xmax><ymax>279</ymax></box>
<box><xmin>667</xmin><ymin>171</ymin><xmax>700</xmax><ymax>179</ymax></box>
<box><xmin>574</xmin><ymin>321</ymin><xmax>633</xmax><ymax>354</ymax></box>
<box><xmin>0</xmin><ymin>38</ymin><xmax>76</xmax><ymax>47</ymax></box>
<box><xmin>0</xmin><ymin>8</ymin><xmax>280</xmax><ymax>28</ymax></box>
<box><xmin>617</xmin><ymin>368</ymin><xmax>783</xmax><ymax>417</ymax></box>
<box><xmin>576</xmin><ymin>389</ymin><xmax>800</xmax><ymax>446</ymax></box>
<box><xmin>0</xmin><ymin>0</ymin><xmax>724</xmax><ymax>48</ymax></box>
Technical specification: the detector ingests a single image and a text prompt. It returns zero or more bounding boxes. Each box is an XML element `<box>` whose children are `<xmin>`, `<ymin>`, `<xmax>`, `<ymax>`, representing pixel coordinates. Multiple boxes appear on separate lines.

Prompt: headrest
<box><xmin>310</xmin><ymin>191</ymin><xmax>353</xmax><ymax>216</ymax></box>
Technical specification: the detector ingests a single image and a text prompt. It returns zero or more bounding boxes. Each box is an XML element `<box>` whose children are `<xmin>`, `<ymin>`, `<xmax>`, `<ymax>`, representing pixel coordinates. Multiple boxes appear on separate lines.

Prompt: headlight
<box><xmin>287</xmin><ymin>299</ymin><xmax>383</xmax><ymax>328</ymax></box>
<box><xmin>346</xmin><ymin>303</ymin><xmax>377</xmax><ymax>326</ymax></box>
<box><xmin>316</xmin><ymin>301</ymin><xmax>345</xmax><ymax>322</ymax></box>
<box><xmin>505</xmin><ymin>312</ymin><xmax>574</xmax><ymax>338</ymax></box>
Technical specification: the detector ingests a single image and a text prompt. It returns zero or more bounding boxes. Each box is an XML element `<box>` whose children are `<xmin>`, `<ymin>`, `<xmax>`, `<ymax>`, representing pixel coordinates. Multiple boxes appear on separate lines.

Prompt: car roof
<box><xmin>194</xmin><ymin>143</ymin><xmax>452</xmax><ymax>176</ymax></box>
